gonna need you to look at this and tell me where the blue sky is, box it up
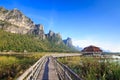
[0,0,120,52]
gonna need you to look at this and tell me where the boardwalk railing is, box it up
[17,56,46,80]
[52,57,82,80]
[17,54,83,80]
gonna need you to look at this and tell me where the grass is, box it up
[58,56,120,80]
[0,53,45,80]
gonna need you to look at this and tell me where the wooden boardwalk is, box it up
[37,57,59,80]
[17,54,82,80]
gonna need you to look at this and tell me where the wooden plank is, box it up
[17,54,83,80]
[37,57,59,80]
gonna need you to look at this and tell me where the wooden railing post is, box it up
[17,56,46,80]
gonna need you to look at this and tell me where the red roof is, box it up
[81,45,102,52]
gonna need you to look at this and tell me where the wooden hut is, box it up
[81,45,102,56]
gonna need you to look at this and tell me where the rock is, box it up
[55,33,62,39]
[48,30,55,37]
[33,24,45,39]
[46,30,63,44]
[0,7,35,34]
[63,37,73,48]
[55,33,62,44]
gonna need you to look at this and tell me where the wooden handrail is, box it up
[51,56,83,80]
[17,54,83,80]
[17,56,46,80]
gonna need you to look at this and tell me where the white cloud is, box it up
[72,39,120,52]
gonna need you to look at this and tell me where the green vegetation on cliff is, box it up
[0,29,74,52]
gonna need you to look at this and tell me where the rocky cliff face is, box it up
[32,24,46,39]
[0,7,47,40]
[46,30,63,44]
[63,37,73,48]
[0,7,61,41]
[0,7,35,34]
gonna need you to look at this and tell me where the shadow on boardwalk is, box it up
[42,58,49,80]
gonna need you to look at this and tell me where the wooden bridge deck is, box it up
[37,57,59,80]
[17,53,82,80]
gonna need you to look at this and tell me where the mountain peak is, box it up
[35,24,44,31]
[11,8,22,14]
[13,8,18,10]
[48,30,55,37]
[0,7,8,13]
[66,37,72,40]
[63,37,73,48]
[0,7,5,10]
[0,7,35,34]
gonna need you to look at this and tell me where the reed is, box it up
[0,53,44,80]
[58,56,120,80]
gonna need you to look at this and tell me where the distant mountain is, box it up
[63,37,80,51]
[102,49,111,52]
[63,37,73,48]
[74,46,83,51]
[0,7,77,52]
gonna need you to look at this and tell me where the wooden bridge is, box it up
[17,54,82,80]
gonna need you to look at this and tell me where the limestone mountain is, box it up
[46,30,63,45]
[63,37,80,51]
[0,7,35,34]
[0,7,77,52]
[0,7,63,40]
[63,37,73,48]
[31,24,46,39]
